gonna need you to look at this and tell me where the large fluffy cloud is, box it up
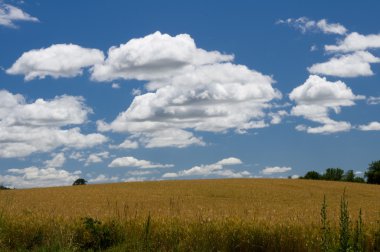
[108,156,173,169]
[289,75,364,134]
[0,3,38,28]
[325,32,380,52]
[98,61,281,147]
[0,167,81,188]
[7,44,104,80]
[162,157,249,178]
[0,91,91,126]
[90,31,233,81]
[308,51,380,78]
[6,32,282,148]
[0,90,107,158]
[277,17,347,35]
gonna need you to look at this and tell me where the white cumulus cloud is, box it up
[90,31,233,82]
[325,32,380,52]
[85,151,109,166]
[358,121,380,131]
[98,61,281,147]
[308,51,380,78]
[110,139,139,149]
[7,32,282,148]
[0,90,107,158]
[44,153,66,168]
[289,75,364,134]
[0,167,81,188]
[7,44,104,80]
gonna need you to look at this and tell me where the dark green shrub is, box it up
[354,177,365,183]
[73,178,87,186]
[323,168,344,181]
[73,217,123,250]
[303,171,321,180]
[0,185,11,190]
[343,170,355,182]
[0,221,44,250]
[365,160,380,184]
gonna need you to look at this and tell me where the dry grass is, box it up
[0,178,379,251]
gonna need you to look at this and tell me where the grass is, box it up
[0,178,379,251]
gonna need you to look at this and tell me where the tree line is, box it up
[300,160,380,184]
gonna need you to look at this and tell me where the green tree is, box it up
[353,177,365,183]
[323,168,344,181]
[303,171,321,180]
[73,178,87,186]
[0,185,10,190]
[365,160,380,184]
[343,170,355,182]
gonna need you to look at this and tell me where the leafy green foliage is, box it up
[73,217,123,250]
[339,190,350,251]
[72,178,87,186]
[0,185,11,190]
[323,168,344,181]
[343,170,355,182]
[301,167,365,183]
[353,208,364,252]
[303,171,321,180]
[365,160,380,184]
[320,193,366,252]
[320,195,331,252]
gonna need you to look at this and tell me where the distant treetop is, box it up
[73,178,87,186]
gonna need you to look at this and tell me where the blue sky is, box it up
[0,0,379,188]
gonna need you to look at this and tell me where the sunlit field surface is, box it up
[0,179,379,251]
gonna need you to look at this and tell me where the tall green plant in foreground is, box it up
[339,190,350,251]
[353,208,364,252]
[321,195,331,252]
[321,192,367,252]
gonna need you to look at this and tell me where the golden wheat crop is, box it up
[0,179,379,251]
[1,178,379,222]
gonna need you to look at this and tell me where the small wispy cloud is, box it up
[261,166,292,175]
[109,156,173,169]
[367,96,380,105]
[111,83,120,89]
[277,17,347,35]
[0,3,39,28]
[162,157,250,178]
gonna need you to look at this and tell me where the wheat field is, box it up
[0,179,379,251]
